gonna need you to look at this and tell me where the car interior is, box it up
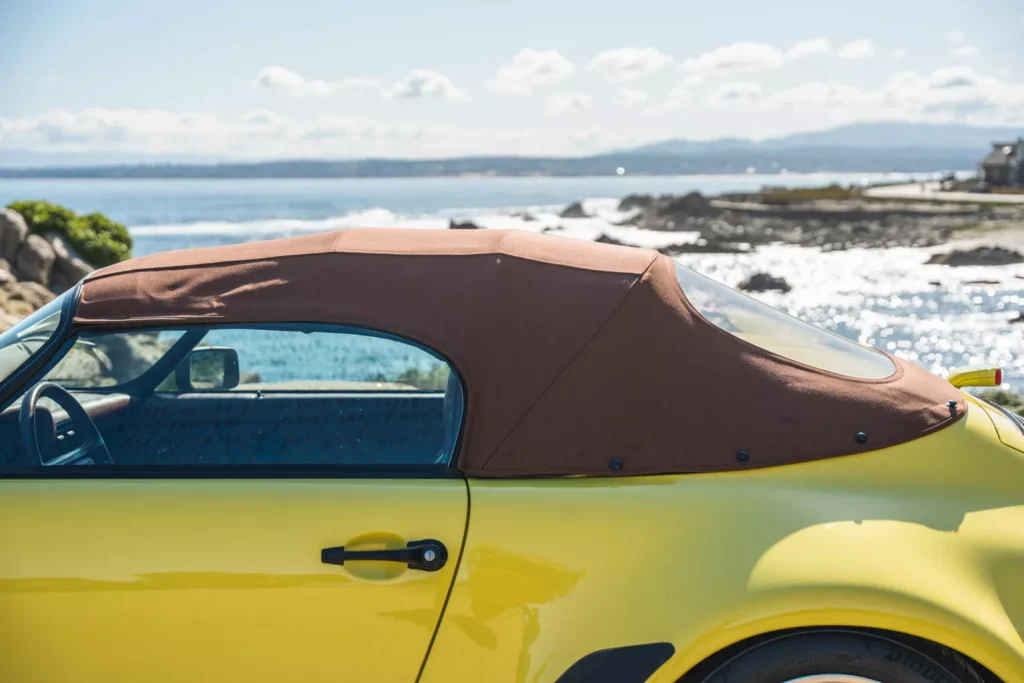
[0,327,465,470]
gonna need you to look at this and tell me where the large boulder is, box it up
[448,219,481,230]
[3,297,34,317]
[927,246,1024,267]
[47,234,94,291]
[656,191,714,218]
[0,259,13,288]
[560,202,588,218]
[595,234,630,247]
[0,311,20,333]
[739,272,792,293]
[15,234,56,285]
[4,280,56,311]
[618,194,655,211]
[0,209,28,264]
[658,239,744,255]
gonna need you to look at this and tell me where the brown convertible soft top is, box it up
[75,229,965,476]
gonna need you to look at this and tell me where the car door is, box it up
[0,323,468,683]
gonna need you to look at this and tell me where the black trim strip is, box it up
[0,464,463,480]
[0,284,82,409]
[555,643,676,683]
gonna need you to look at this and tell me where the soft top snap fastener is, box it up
[855,432,868,444]
[736,450,749,463]
[609,458,623,472]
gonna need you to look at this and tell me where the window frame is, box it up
[0,308,469,480]
[0,284,82,409]
[49,322,459,397]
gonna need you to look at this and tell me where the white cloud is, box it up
[681,42,783,83]
[0,107,619,157]
[488,48,575,96]
[617,88,649,105]
[707,66,1024,126]
[946,30,966,45]
[786,38,832,60]
[254,67,381,98]
[707,81,763,107]
[837,39,876,60]
[953,45,980,57]
[891,48,908,59]
[768,81,875,111]
[882,66,1024,119]
[255,66,335,97]
[0,108,286,152]
[545,91,592,114]
[680,38,831,84]
[383,70,469,101]
[586,47,673,82]
[648,86,690,113]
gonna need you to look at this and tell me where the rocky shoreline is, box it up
[612,191,1024,253]
[449,187,1024,296]
[450,187,1024,257]
[0,208,96,332]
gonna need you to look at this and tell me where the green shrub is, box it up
[373,365,450,390]
[977,389,1024,417]
[396,365,450,390]
[6,199,132,268]
[7,199,76,235]
[759,184,861,205]
[68,213,133,267]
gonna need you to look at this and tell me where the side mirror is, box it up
[175,347,240,391]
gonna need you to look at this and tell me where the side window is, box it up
[9,324,464,469]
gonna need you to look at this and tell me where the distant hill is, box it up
[0,148,230,169]
[0,122,1014,178]
[0,150,983,178]
[628,122,1023,155]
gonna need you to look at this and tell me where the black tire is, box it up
[699,630,981,683]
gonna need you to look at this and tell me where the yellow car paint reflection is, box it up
[0,479,467,682]
[4,396,1024,681]
[421,395,1024,683]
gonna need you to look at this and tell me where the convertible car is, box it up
[1,228,1023,683]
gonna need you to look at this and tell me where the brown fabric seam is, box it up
[667,257,904,386]
[470,398,968,477]
[84,245,651,285]
[473,250,659,471]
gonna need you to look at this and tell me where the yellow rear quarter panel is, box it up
[422,396,1024,683]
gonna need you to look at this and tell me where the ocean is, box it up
[2,173,1021,388]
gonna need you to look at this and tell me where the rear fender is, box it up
[422,403,1024,683]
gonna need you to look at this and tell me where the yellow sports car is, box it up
[1,228,1022,683]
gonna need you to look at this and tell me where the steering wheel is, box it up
[19,382,113,466]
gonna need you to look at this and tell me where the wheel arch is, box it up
[670,625,1007,683]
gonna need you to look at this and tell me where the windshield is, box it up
[674,264,896,380]
[0,294,68,388]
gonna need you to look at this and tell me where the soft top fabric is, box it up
[76,228,965,476]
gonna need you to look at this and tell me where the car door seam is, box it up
[415,476,472,683]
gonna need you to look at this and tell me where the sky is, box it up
[1,0,1023,160]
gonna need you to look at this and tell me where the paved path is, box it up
[865,182,1024,204]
